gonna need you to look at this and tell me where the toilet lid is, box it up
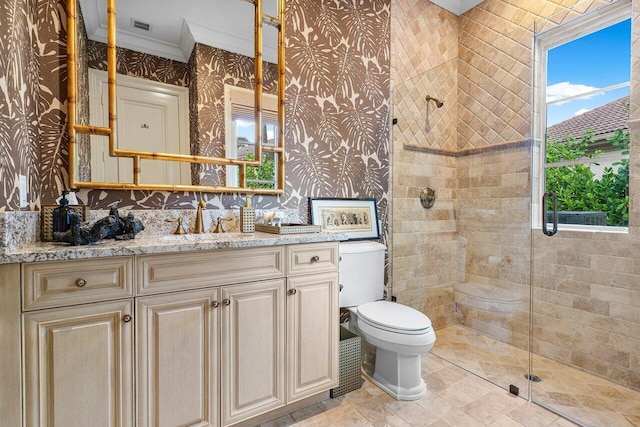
[357,301,432,334]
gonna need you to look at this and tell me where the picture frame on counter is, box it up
[309,197,380,240]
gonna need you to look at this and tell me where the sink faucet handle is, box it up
[213,216,232,233]
[166,218,187,235]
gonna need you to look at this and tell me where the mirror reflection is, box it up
[72,0,282,191]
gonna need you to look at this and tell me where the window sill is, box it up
[532,224,628,234]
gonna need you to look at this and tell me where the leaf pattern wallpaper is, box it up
[86,40,190,88]
[1,0,391,245]
[284,0,391,239]
[0,0,41,211]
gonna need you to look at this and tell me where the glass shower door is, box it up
[530,1,640,425]
[427,21,535,401]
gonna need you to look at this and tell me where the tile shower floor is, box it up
[430,325,640,427]
[261,342,577,426]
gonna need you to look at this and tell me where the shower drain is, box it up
[524,373,542,382]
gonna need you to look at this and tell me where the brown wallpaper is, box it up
[38,0,70,205]
[0,0,41,211]
[86,40,190,88]
[284,0,391,238]
[21,0,391,243]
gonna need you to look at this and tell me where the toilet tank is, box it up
[339,241,386,307]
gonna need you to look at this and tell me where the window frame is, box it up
[532,0,632,232]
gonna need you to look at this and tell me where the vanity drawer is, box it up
[286,242,339,276]
[136,246,285,295]
[22,257,134,310]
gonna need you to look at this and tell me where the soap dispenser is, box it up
[52,190,71,233]
[240,195,255,233]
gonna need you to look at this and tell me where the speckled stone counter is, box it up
[0,232,346,264]
[0,210,345,264]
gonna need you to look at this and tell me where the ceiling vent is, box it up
[131,18,152,32]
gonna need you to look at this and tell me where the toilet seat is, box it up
[356,301,432,335]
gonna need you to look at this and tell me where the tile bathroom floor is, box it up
[261,345,577,427]
[430,325,640,427]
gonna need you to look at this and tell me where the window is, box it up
[535,1,631,229]
[225,85,279,189]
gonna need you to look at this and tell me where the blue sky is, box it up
[236,121,257,142]
[546,19,631,126]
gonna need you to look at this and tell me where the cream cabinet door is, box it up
[23,300,134,427]
[286,272,339,403]
[136,289,220,427]
[220,279,286,426]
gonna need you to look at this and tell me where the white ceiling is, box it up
[429,0,485,15]
[78,0,485,64]
[78,0,279,63]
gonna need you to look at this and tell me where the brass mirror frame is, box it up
[67,0,286,194]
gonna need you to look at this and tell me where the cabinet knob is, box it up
[310,255,320,263]
[222,299,231,306]
[289,288,297,295]
[211,300,220,308]
[75,278,87,288]
[122,314,132,323]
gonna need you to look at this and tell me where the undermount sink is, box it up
[160,233,247,241]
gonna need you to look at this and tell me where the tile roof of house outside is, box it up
[547,95,629,142]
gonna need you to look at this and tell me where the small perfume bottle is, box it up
[240,195,255,233]
[52,190,71,233]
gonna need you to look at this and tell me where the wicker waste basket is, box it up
[330,326,362,398]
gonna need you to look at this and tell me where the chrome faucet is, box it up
[194,200,206,234]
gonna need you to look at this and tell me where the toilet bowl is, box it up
[348,300,436,400]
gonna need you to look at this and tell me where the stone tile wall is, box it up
[455,145,531,349]
[532,227,640,390]
[392,0,640,391]
[390,0,460,329]
[391,148,460,329]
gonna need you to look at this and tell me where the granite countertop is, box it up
[1,232,347,264]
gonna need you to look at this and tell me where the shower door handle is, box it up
[542,191,558,237]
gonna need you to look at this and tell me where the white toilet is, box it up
[340,241,436,400]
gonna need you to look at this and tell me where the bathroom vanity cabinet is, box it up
[11,241,339,427]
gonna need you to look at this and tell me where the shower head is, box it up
[425,95,444,108]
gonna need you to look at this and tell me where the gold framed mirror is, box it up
[67,0,285,193]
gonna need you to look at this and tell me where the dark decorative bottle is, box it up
[52,190,71,233]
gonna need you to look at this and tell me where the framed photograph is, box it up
[309,198,380,240]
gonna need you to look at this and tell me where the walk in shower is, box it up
[393,0,640,425]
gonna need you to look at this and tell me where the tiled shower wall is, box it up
[392,0,640,391]
[524,1,640,391]
[453,2,537,349]
[390,0,460,329]
[455,146,531,349]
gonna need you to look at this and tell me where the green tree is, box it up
[545,130,629,226]
[244,152,276,189]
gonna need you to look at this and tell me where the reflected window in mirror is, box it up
[225,85,279,188]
